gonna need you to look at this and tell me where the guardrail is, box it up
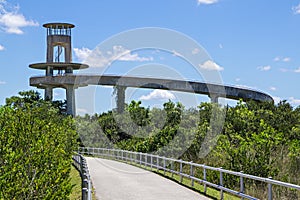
[79,147,300,200]
[72,153,92,200]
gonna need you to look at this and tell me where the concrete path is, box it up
[85,157,211,200]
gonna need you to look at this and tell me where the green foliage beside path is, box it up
[0,91,77,199]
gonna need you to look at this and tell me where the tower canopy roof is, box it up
[43,23,75,29]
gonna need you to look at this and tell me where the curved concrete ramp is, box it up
[85,157,211,200]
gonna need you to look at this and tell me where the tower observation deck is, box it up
[29,23,88,116]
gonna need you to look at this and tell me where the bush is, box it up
[0,91,77,199]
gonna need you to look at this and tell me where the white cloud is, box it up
[0,1,38,34]
[274,56,291,62]
[197,0,218,5]
[74,46,153,67]
[192,48,200,55]
[235,78,240,82]
[294,67,300,73]
[139,89,175,101]
[74,47,92,61]
[0,80,6,84]
[282,57,291,62]
[292,3,300,14]
[289,97,300,106]
[273,57,280,62]
[272,96,281,104]
[269,86,276,91]
[199,60,224,71]
[0,44,4,51]
[219,43,223,49]
[119,52,153,62]
[273,96,300,107]
[257,65,271,71]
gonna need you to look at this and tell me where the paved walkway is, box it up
[85,157,211,200]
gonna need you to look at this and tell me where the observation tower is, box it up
[29,23,89,116]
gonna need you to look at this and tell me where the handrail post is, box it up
[145,153,147,168]
[220,167,223,200]
[180,160,183,183]
[163,157,166,175]
[203,164,207,194]
[171,161,174,178]
[150,154,153,170]
[156,156,159,171]
[240,171,244,200]
[268,177,273,200]
[190,161,194,187]
[139,152,142,166]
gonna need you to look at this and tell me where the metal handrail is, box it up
[79,147,300,200]
[72,153,92,200]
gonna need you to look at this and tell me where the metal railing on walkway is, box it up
[79,147,300,200]
[72,153,92,200]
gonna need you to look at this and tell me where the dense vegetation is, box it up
[1,90,299,199]
[0,91,77,199]
[77,100,300,199]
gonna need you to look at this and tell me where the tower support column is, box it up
[116,86,126,113]
[66,85,75,116]
[209,94,219,104]
[45,87,53,101]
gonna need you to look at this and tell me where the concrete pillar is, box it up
[46,66,53,76]
[66,85,76,116]
[116,86,126,113]
[44,87,53,101]
[209,94,219,104]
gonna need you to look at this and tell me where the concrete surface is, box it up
[85,157,211,200]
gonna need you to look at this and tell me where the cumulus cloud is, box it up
[272,96,281,104]
[273,96,300,107]
[289,97,300,106]
[269,86,276,91]
[0,1,38,34]
[74,46,153,67]
[294,67,300,73]
[197,0,218,5]
[199,60,224,71]
[282,57,291,62]
[257,65,271,71]
[292,3,300,14]
[139,89,175,101]
[0,80,6,84]
[0,44,4,51]
[192,48,200,55]
[274,56,291,62]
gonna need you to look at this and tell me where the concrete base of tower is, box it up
[209,94,219,104]
[66,85,76,116]
[45,87,53,101]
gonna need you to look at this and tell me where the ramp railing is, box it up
[72,153,92,200]
[79,147,300,200]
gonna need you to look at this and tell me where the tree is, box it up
[0,91,77,199]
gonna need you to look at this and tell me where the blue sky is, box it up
[1,0,300,114]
